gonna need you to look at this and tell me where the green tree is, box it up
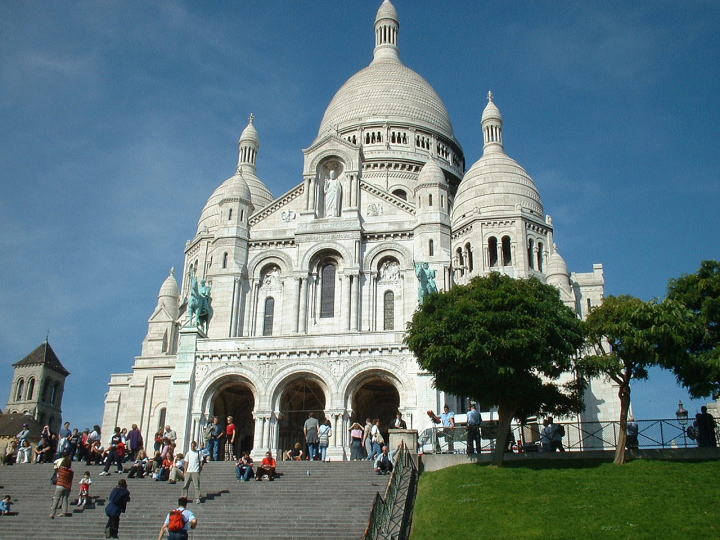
[579,295,699,464]
[667,260,720,398]
[405,273,586,466]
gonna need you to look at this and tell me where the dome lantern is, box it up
[373,0,400,64]
[238,113,259,171]
[482,91,503,154]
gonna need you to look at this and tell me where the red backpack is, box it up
[168,509,186,532]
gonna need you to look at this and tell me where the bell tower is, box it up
[6,341,69,433]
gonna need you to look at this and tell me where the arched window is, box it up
[383,291,395,330]
[42,380,49,402]
[228,208,233,221]
[428,239,434,257]
[429,194,433,206]
[161,330,168,353]
[456,247,464,268]
[15,379,24,401]
[157,408,167,431]
[488,237,498,267]
[222,252,228,269]
[51,382,60,406]
[528,239,535,269]
[537,242,544,272]
[263,297,275,336]
[26,378,35,400]
[502,236,512,266]
[320,263,336,318]
[465,243,473,272]
[392,189,407,201]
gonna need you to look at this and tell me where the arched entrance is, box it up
[278,377,326,456]
[351,375,400,443]
[211,379,255,455]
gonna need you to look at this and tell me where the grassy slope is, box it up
[411,460,720,540]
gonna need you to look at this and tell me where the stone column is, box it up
[350,274,359,331]
[309,177,316,213]
[345,274,352,331]
[288,277,300,334]
[303,176,311,210]
[298,277,308,334]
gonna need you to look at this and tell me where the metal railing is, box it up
[364,441,416,540]
[418,418,719,454]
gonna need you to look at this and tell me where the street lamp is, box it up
[676,401,689,448]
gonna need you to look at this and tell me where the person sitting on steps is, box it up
[255,450,277,481]
[284,442,304,461]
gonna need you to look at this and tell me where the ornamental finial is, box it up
[248,113,255,124]
[488,90,494,102]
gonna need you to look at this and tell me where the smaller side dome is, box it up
[221,170,252,203]
[417,159,445,185]
[158,268,179,299]
[546,245,569,278]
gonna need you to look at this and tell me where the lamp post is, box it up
[676,401,689,448]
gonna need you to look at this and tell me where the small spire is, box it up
[488,90,494,102]
[372,0,400,63]
[248,112,255,125]
[170,267,175,277]
[482,90,503,153]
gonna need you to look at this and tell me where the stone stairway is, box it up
[0,460,387,539]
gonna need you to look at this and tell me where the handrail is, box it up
[417,417,718,454]
[363,441,417,540]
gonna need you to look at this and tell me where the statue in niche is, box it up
[263,267,281,288]
[414,262,438,303]
[380,261,400,282]
[323,169,342,217]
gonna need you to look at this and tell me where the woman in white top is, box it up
[318,420,332,462]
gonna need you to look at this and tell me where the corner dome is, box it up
[241,169,273,210]
[159,269,179,299]
[547,247,569,278]
[451,153,544,226]
[417,159,445,184]
[197,172,252,234]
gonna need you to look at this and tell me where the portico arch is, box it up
[204,374,257,455]
[344,368,402,442]
[272,372,329,457]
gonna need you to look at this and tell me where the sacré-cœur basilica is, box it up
[102,1,617,458]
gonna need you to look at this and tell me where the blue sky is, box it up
[1,0,718,430]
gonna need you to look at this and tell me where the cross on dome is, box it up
[487,90,494,102]
[248,113,255,124]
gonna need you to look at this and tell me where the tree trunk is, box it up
[492,402,516,467]
[614,382,631,464]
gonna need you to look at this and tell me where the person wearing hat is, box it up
[466,403,481,455]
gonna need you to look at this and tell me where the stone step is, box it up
[0,461,384,539]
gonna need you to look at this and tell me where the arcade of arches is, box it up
[206,373,402,458]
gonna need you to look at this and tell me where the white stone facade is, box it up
[102,1,618,457]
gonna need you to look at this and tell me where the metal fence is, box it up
[418,418,718,454]
[364,441,416,540]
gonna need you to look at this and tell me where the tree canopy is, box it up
[579,295,700,464]
[405,273,585,465]
[667,260,720,398]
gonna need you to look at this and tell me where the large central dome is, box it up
[317,0,455,141]
[318,59,455,139]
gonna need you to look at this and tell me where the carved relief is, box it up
[329,358,348,380]
[379,261,400,283]
[258,361,277,382]
[262,266,281,290]
[367,203,383,216]
[281,210,297,222]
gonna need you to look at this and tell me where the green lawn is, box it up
[411,459,720,540]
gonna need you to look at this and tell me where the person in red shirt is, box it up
[255,451,277,481]
[225,416,236,461]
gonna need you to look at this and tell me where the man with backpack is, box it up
[157,497,197,540]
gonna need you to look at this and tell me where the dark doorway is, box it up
[212,383,255,454]
[352,376,400,443]
[278,378,326,457]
